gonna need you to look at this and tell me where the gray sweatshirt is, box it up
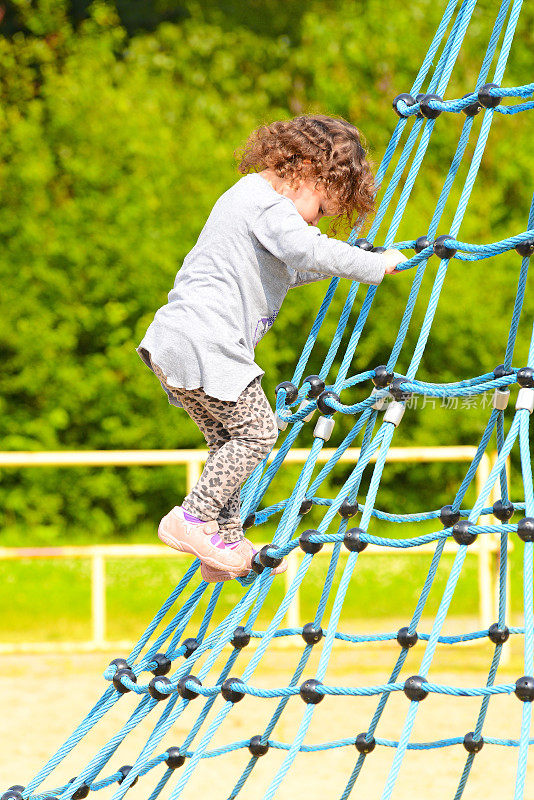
[137,172,386,405]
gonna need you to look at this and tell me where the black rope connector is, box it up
[488,623,510,645]
[397,627,418,649]
[493,364,515,381]
[303,374,326,398]
[515,676,534,702]
[4,790,24,800]
[275,381,298,405]
[353,238,374,251]
[343,528,368,553]
[338,499,359,519]
[299,678,324,704]
[414,93,426,118]
[248,735,270,757]
[181,638,199,658]
[231,626,251,649]
[419,93,443,119]
[109,657,130,673]
[492,500,514,522]
[439,505,461,528]
[259,543,283,569]
[463,732,484,753]
[112,668,137,695]
[316,390,340,415]
[118,766,138,787]
[301,623,323,646]
[518,517,534,543]
[403,675,428,701]
[221,677,246,703]
[414,235,432,253]
[372,365,394,388]
[517,367,534,388]
[392,93,416,117]
[299,529,323,554]
[355,732,376,754]
[150,653,171,676]
[243,513,256,530]
[177,674,202,700]
[389,377,412,402]
[251,553,265,574]
[461,92,482,116]
[148,676,171,701]
[165,747,186,769]
[299,498,313,515]
[67,780,90,800]
[433,234,457,259]
[515,238,534,257]
[452,520,478,546]
[477,82,501,108]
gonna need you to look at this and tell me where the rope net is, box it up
[6,0,534,798]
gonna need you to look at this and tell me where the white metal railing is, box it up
[0,447,509,653]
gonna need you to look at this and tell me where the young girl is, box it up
[137,115,406,582]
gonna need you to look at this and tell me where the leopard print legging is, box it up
[150,360,278,542]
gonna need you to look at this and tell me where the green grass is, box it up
[0,522,527,644]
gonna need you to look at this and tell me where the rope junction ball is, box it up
[112,668,136,695]
[150,653,171,675]
[303,374,326,398]
[403,675,429,702]
[397,627,418,649]
[165,748,186,769]
[248,736,270,757]
[452,521,478,546]
[355,733,376,754]
[463,733,484,754]
[299,679,324,705]
[299,529,323,554]
[419,93,444,119]
[343,528,368,553]
[177,675,201,700]
[301,623,324,645]
[221,678,246,703]
[231,626,251,649]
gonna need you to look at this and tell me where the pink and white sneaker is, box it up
[200,537,287,583]
[158,507,246,572]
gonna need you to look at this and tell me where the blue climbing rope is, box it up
[8,2,534,800]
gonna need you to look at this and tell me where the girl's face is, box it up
[287,179,339,227]
[260,170,338,227]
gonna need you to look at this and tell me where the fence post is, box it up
[489,450,512,665]
[285,550,300,630]
[91,552,107,648]
[476,454,494,629]
[186,456,203,494]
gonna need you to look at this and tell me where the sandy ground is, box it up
[1,644,533,800]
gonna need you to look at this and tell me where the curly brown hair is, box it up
[236,115,376,233]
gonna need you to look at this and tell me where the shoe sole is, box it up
[158,520,246,572]
[201,560,288,583]
[201,566,234,583]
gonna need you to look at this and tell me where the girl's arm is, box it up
[252,196,388,286]
[289,269,331,288]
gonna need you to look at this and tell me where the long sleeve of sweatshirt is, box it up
[252,195,386,286]
[137,173,386,406]
[289,268,333,288]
